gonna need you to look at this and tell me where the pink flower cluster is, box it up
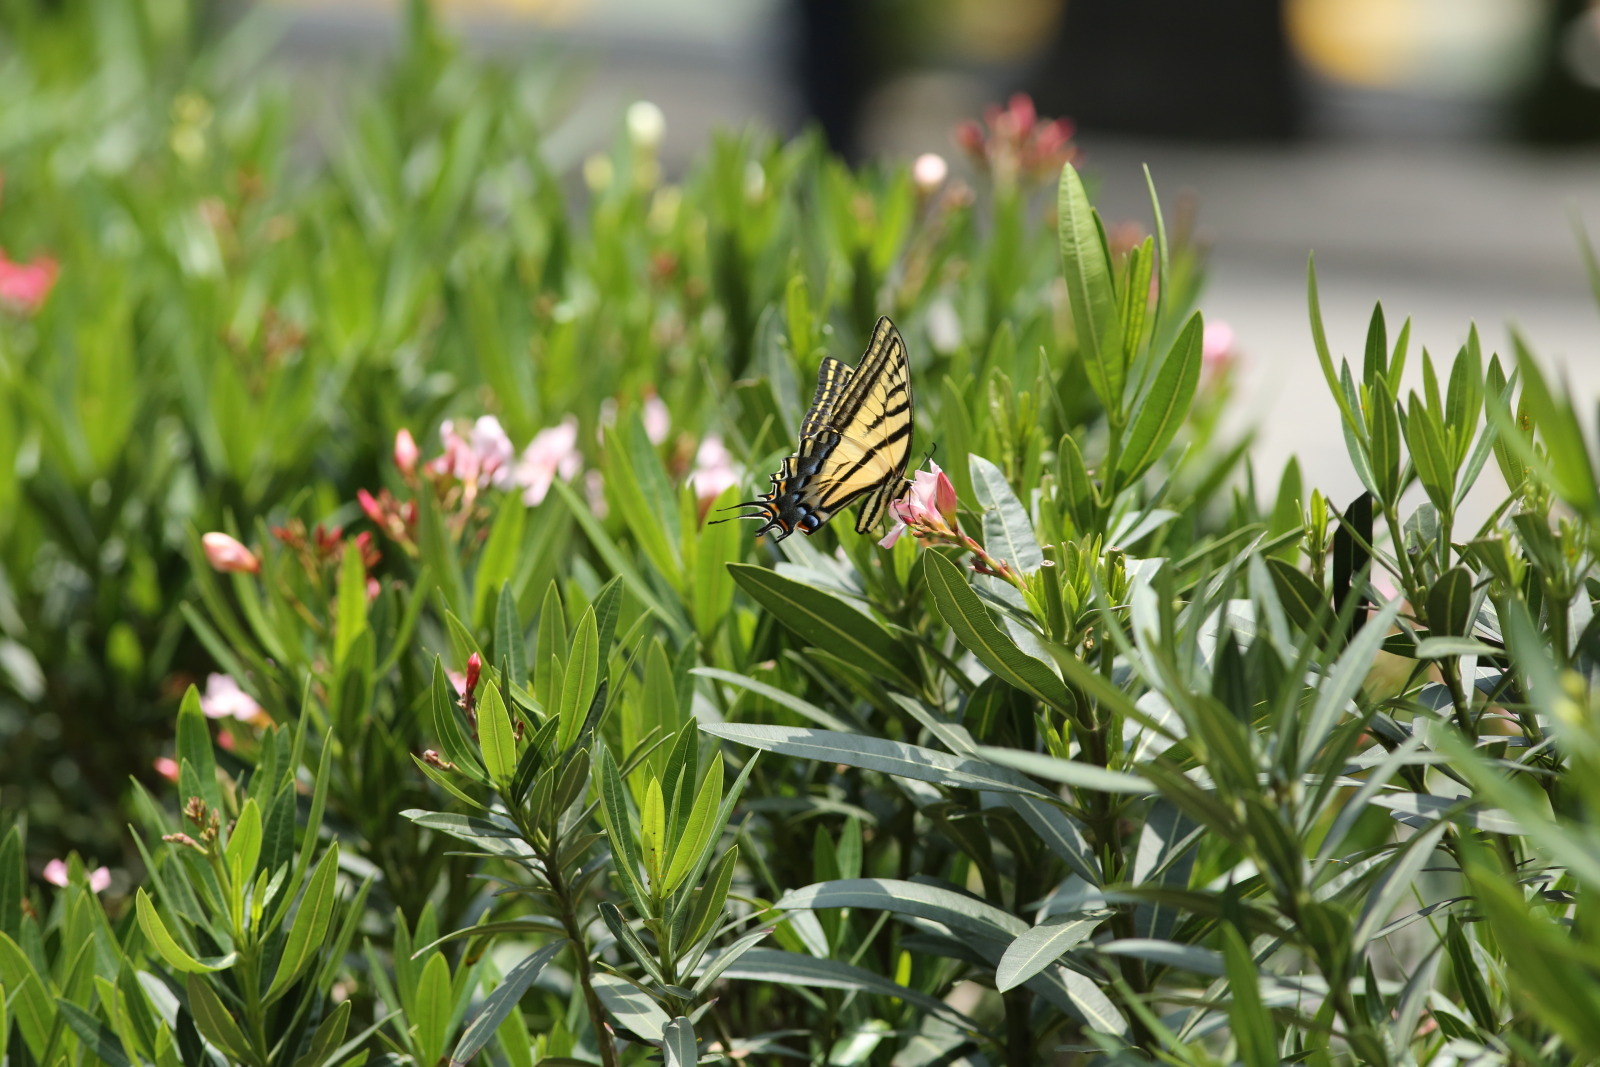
[422,415,585,507]
[43,858,110,894]
[877,461,1024,585]
[0,252,57,315]
[953,94,1076,188]
[688,435,741,508]
[879,461,961,549]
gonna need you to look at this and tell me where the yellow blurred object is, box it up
[1289,0,1545,93]
[1287,0,1421,87]
[945,0,1064,62]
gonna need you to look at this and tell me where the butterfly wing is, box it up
[717,318,912,539]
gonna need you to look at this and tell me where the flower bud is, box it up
[202,532,259,574]
[912,153,948,195]
[464,652,482,702]
[627,100,666,152]
[394,428,419,475]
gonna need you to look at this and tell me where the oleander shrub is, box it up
[5,2,1600,1066]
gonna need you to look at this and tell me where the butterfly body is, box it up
[721,316,913,541]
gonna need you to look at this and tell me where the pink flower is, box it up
[912,153,948,195]
[43,859,111,894]
[202,532,259,574]
[471,416,516,488]
[446,670,468,696]
[642,393,670,446]
[428,420,481,485]
[584,469,610,519]
[154,756,180,782]
[952,94,1075,187]
[879,461,959,548]
[394,428,419,475]
[516,416,582,505]
[200,673,262,721]
[0,251,58,314]
[688,435,741,503]
[1202,320,1236,373]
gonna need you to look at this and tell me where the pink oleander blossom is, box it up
[200,673,263,721]
[43,859,110,894]
[471,416,516,488]
[1202,321,1237,374]
[154,756,180,782]
[879,461,959,548]
[953,93,1075,187]
[688,435,741,504]
[642,393,670,445]
[393,428,419,475]
[517,416,583,505]
[0,251,58,314]
[201,532,259,574]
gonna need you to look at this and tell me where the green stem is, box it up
[547,857,620,1067]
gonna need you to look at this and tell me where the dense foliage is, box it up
[4,2,1600,1066]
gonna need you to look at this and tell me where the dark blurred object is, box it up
[793,0,871,160]
[1026,0,1300,140]
[1515,0,1600,143]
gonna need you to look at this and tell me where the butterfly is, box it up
[718,316,913,541]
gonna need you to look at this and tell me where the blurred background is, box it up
[267,0,1600,515]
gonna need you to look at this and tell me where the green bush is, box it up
[5,2,1600,1066]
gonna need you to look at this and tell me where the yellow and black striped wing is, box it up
[800,357,853,438]
[812,318,914,533]
[716,317,913,540]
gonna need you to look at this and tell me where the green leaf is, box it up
[922,552,1071,710]
[557,608,600,751]
[1116,311,1202,486]
[55,999,133,1067]
[1058,163,1126,419]
[706,723,1050,797]
[663,752,723,895]
[413,953,454,1066]
[1221,925,1278,1067]
[495,581,527,686]
[291,1000,353,1067]
[1403,395,1456,515]
[135,891,232,973]
[0,827,24,942]
[691,487,741,640]
[728,564,916,686]
[970,454,1044,574]
[711,948,979,1029]
[224,798,263,912]
[662,1017,697,1067]
[592,973,669,1043]
[1299,596,1402,776]
[267,843,340,1001]
[1511,334,1600,518]
[477,680,518,789]
[333,541,368,666]
[534,580,566,714]
[1056,433,1097,534]
[452,942,564,1064]
[976,746,1152,794]
[594,744,651,916]
[1425,566,1474,639]
[1265,557,1325,635]
[996,914,1107,992]
[187,975,251,1060]
[691,667,856,732]
[175,684,221,815]
[475,496,528,630]
[779,878,1026,941]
